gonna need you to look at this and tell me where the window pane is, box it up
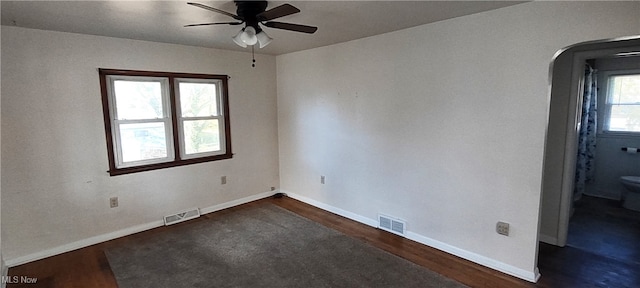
[607,74,640,133]
[179,82,218,117]
[114,80,164,120]
[609,104,640,132]
[183,119,220,154]
[609,75,640,104]
[119,122,169,162]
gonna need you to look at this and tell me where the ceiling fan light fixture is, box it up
[232,30,248,47]
[240,26,258,46]
[187,2,318,52]
[256,30,273,48]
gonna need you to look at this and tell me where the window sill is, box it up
[108,153,233,176]
[597,132,640,139]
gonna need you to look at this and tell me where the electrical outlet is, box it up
[321,175,325,184]
[496,221,510,236]
[221,176,227,185]
[110,197,118,208]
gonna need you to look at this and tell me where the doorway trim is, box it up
[545,36,640,247]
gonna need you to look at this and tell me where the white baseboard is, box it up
[538,233,559,246]
[1,255,7,288]
[5,191,276,267]
[583,191,621,201]
[406,231,540,282]
[5,220,164,267]
[286,192,378,227]
[200,191,275,215]
[283,190,540,283]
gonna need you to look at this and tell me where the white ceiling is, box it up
[1,1,526,55]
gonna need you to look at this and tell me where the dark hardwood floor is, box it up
[6,195,640,287]
[536,195,640,288]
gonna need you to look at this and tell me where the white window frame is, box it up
[601,69,640,136]
[106,75,175,168]
[175,78,227,160]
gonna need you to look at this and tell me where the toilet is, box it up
[620,176,640,212]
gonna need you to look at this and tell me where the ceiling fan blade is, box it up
[187,2,241,21]
[256,4,300,21]
[263,21,318,34]
[184,22,243,27]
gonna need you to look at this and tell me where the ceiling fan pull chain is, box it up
[252,45,256,68]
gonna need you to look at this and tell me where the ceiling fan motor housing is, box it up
[186,1,317,34]
[235,0,268,30]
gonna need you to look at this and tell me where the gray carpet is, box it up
[105,204,468,287]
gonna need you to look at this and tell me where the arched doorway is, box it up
[540,36,640,247]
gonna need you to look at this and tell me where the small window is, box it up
[175,78,225,159]
[604,72,640,134]
[100,69,232,175]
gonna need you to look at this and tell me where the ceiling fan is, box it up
[185,1,318,49]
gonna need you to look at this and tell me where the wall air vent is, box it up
[378,214,406,236]
[164,208,201,226]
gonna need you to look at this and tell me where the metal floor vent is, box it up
[164,208,201,226]
[378,214,406,236]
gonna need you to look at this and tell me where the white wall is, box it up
[1,26,279,263]
[540,49,574,245]
[0,25,5,283]
[277,1,640,282]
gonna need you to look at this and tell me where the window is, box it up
[99,69,232,175]
[603,72,640,134]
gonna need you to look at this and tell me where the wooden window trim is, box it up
[99,69,233,176]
